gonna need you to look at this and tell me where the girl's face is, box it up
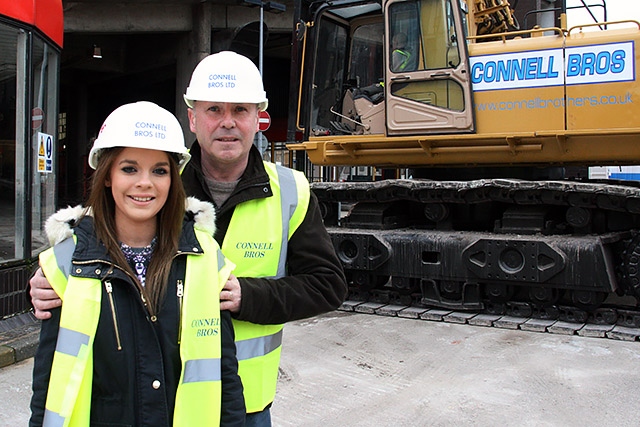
[106,147,171,239]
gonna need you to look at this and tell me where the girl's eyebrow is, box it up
[117,159,170,167]
[117,159,138,165]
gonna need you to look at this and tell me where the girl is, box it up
[30,101,245,426]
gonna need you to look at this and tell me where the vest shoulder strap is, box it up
[40,235,77,299]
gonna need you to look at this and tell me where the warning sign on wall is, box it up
[37,132,54,173]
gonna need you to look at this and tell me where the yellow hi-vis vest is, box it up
[38,228,234,427]
[393,49,411,70]
[221,162,310,413]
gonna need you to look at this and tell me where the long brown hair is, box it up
[86,147,186,313]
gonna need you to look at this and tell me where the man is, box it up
[391,32,413,72]
[30,51,348,427]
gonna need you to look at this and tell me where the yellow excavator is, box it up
[287,0,640,325]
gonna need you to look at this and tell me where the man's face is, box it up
[188,101,259,168]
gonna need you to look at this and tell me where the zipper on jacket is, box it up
[75,258,152,316]
[104,280,123,351]
[176,279,184,344]
[111,262,153,318]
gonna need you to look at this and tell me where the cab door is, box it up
[385,0,474,135]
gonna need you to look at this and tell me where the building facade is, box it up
[59,0,295,205]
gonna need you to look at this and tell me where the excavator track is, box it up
[314,178,640,340]
[312,178,640,214]
[337,296,640,342]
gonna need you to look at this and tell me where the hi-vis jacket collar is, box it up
[44,197,217,247]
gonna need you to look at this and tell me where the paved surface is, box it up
[271,311,640,426]
[0,312,40,368]
[3,310,640,426]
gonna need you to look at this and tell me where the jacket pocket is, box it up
[104,280,122,350]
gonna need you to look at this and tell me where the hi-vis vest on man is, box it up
[39,224,234,427]
[221,162,310,413]
[393,49,412,71]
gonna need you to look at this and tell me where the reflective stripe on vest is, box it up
[222,162,310,412]
[39,227,233,426]
[183,358,222,383]
[235,329,283,361]
[55,328,90,356]
[43,409,65,427]
[52,236,75,280]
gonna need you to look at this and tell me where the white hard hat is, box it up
[183,51,269,111]
[88,101,191,172]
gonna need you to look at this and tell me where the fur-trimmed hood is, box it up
[45,196,216,246]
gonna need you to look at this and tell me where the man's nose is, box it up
[220,109,236,128]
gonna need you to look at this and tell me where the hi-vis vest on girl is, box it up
[221,162,310,413]
[38,201,234,427]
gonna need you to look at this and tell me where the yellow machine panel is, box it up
[564,27,640,131]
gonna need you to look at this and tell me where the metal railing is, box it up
[0,260,35,319]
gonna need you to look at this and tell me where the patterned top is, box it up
[120,237,157,287]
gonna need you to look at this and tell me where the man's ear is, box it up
[255,107,260,132]
[187,108,197,133]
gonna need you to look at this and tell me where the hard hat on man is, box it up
[183,51,269,112]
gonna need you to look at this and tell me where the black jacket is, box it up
[30,205,245,427]
[181,143,348,325]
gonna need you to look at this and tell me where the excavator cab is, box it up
[300,0,474,139]
[385,0,474,134]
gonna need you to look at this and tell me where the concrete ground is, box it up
[271,311,640,427]
[2,310,640,426]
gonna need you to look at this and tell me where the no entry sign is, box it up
[32,107,44,129]
[258,110,271,132]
